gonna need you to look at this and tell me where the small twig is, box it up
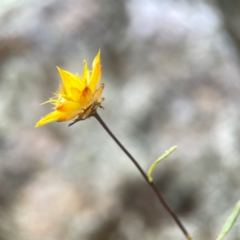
[94,112,193,240]
[69,119,82,127]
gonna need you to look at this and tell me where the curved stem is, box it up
[94,112,193,240]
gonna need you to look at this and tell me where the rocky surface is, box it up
[0,0,239,239]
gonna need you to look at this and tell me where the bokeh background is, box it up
[0,0,240,239]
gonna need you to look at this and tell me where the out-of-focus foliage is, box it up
[0,0,239,240]
[216,200,240,240]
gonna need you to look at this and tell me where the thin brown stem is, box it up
[94,112,193,240]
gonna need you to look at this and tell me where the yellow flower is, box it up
[36,51,104,127]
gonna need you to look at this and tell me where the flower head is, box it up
[36,51,104,127]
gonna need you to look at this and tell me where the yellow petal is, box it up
[57,67,85,96]
[57,111,80,122]
[93,83,104,100]
[92,50,101,68]
[56,101,82,112]
[89,52,101,92]
[82,60,90,85]
[35,111,63,127]
[80,87,92,107]
[70,87,81,102]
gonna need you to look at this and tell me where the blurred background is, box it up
[0,0,240,239]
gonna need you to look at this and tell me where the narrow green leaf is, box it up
[216,200,240,240]
[147,145,178,182]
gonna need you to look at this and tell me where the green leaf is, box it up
[216,200,240,240]
[147,145,178,182]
